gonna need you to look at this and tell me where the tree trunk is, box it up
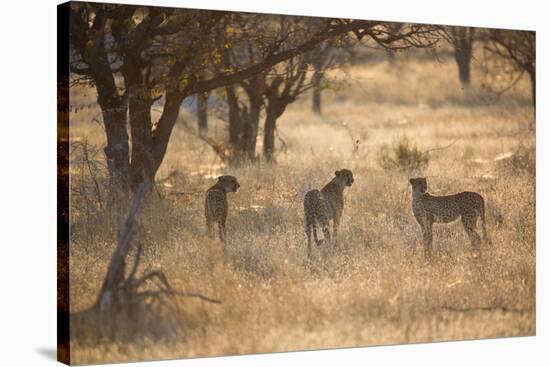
[101,103,130,192]
[454,46,472,87]
[263,101,286,162]
[312,69,323,114]
[151,91,187,175]
[527,65,536,111]
[86,27,131,195]
[197,92,209,134]
[94,88,130,196]
[227,76,265,163]
[120,47,156,194]
[95,182,149,311]
[225,85,247,163]
[127,90,154,192]
[244,94,262,161]
[263,110,277,162]
[226,86,241,145]
[452,27,474,88]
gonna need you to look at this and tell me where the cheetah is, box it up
[409,177,491,259]
[205,175,240,242]
[304,169,354,253]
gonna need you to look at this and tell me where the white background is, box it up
[0,0,547,366]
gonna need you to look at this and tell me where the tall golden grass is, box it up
[68,57,535,364]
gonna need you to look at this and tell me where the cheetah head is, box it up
[335,169,354,187]
[409,177,427,193]
[217,175,240,192]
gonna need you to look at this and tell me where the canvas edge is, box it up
[57,1,71,365]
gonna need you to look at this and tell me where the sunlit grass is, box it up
[68,57,535,364]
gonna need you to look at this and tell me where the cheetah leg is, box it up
[311,222,322,246]
[320,220,331,245]
[313,222,325,246]
[305,223,313,254]
[218,219,226,243]
[333,215,340,245]
[462,214,481,257]
[206,219,214,239]
[421,222,433,260]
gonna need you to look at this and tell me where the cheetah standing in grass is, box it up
[304,169,354,253]
[409,177,491,259]
[205,175,240,242]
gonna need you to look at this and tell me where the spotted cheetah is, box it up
[205,175,240,242]
[304,169,354,253]
[409,177,491,259]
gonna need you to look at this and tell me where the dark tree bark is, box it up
[226,85,242,148]
[451,27,475,87]
[241,75,265,161]
[244,102,261,161]
[127,91,154,191]
[150,91,187,174]
[311,69,323,114]
[263,102,285,161]
[121,51,155,191]
[263,111,276,161]
[223,85,262,163]
[101,103,131,194]
[223,78,264,163]
[527,64,536,110]
[197,92,209,133]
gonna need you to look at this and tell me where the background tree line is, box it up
[68,3,441,196]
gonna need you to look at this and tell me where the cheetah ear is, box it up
[217,176,224,181]
[335,170,341,177]
[409,178,415,185]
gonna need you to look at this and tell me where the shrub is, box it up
[377,135,430,172]
[496,144,535,177]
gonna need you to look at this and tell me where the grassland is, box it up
[68,56,535,364]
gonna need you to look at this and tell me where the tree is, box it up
[219,16,324,162]
[384,23,404,66]
[310,41,337,114]
[484,29,536,109]
[217,16,330,162]
[449,26,476,87]
[218,19,441,163]
[263,58,311,161]
[69,4,386,193]
[216,15,272,162]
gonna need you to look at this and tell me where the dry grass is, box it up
[68,57,535,365]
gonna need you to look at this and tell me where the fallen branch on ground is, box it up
[433,305,528,313]
[95,182,221,314]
